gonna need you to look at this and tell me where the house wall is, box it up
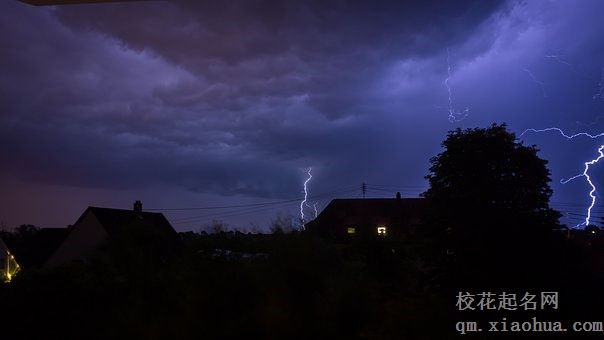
[315,212,421,239]
[45,211,108,268]
[306,199,429,241]
[339,216,392,234]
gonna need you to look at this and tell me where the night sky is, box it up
[2,0,604,231]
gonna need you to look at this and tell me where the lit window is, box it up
[347,227,356,234]
[377,225,387,236]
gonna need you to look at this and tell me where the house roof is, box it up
[81,206,176,237]
[319,198,428,215]
[309,198,428,221]
[305,198,429,233]
[45,204,181,267]
[76,206,182,252]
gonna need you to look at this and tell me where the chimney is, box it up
[396,192,401,199]
[133,200,142,213]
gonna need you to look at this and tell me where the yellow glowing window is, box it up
[347,227,356,234]
[377,226,387,235]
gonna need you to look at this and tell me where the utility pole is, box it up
[362,182,366,199]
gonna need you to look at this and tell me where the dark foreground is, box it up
[1,229,603,340]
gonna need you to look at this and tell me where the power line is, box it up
[167,186,360,226]
[147,184,359,212]
[171,200,302,225]
[365,183,428,189]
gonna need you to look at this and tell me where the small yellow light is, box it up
[377,226,387,235]
[347,227,356,234]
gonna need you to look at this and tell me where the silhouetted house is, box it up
[305,195,429,242]
[46,201,180,268]
[0,236,20,282]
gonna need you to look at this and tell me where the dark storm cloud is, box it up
[5,0,604,229]
[56,1,504,63]
[0,0,505,200]
[0,118,301,198]
[54,0,506,119]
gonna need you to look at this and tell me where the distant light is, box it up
[377,225,387,236]
[591,230,596,234]
[3,251,20,282]
[347,227,356,234]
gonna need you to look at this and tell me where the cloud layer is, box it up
[2,0,604,229]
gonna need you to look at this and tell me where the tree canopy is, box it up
[422,123,561,234]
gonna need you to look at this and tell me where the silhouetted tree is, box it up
[422,123,561,277]
[269,213,296,234]
[203,219,228,234]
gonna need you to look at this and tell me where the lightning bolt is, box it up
[444,49,469,122]
[519,56,604,228]
[520,127,604,139]
[300,167,312,228]
[522,68,547,98]
[560,145,604,227]
[521,127,604,228]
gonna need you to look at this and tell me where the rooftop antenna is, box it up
[362,182,366,199]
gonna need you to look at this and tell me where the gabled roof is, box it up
[317,198,428,216]
[307,198,428,224]
[305,198,429,235]
[85,206,182,253]
[46,205,180,268]
[80,206,176,237]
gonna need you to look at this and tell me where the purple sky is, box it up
[2,0,604,232]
